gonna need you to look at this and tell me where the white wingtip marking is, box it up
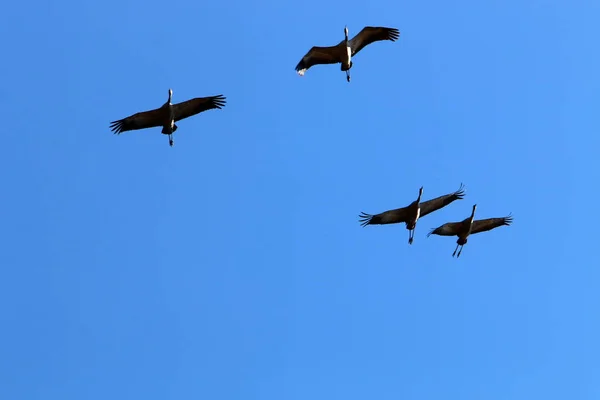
[297,69,306,76]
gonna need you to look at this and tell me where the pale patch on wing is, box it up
[297,69,307,76]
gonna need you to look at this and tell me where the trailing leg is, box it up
[452,244,460,257]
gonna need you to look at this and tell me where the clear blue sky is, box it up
[1,0,599,398]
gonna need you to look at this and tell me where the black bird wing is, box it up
[295,45,343,74]
[471,215,513,235]
[419,183,466,218]
[348,26,400,56]
[172,95,226,122]
[358,206,410,227]
[427,221,464,237]
[109,107,165,134]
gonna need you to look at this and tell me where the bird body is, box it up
[455,204,477,254]
[110,88,226,147]
[405,187,423,244]
[158,89,176,138]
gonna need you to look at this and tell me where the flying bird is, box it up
[110,88,226,147]
[427,205,513,258]
[295,25,400,82]
[359,184,465,245]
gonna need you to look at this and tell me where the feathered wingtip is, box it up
[387,28,401,41]
[454,182,466,199]
[426,228,436,238]
[109,120,124,134]
[504,213,514,226]
[211,95,227,109]
[358,212,374,227]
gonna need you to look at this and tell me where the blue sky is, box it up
[1,0,600,398]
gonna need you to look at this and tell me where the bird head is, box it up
[344,26,349,38]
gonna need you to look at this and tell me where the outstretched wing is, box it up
[471,214,513,235]
[358,206,410,227]
[348,26,400,56]
[295,45,342,76]
[172,95,226,122]
[109,107,165,134]
[427,222,463,237]
[419,183,466,218]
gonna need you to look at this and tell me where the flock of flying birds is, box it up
[109,25,513,258]
[359,184,512,258]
